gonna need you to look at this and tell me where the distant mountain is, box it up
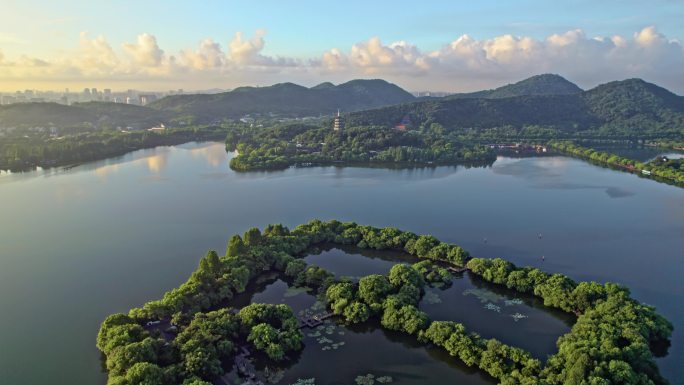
[582,79,684,130]
[449,74,583,99]
[4,76,683,138]
[148,79,415,122]
[347,78,684,136]
[0,102,168,131]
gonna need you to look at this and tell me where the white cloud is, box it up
[180,38,225,70]
[76,32,120,74]
[341,37,429,74]
[228,29,266,65]
[312,26,684,92]
[227,29,299,68]
[123,33,164,67]
[1,26,684,93]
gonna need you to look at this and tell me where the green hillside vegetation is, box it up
[98,220,672,385]
[348,79,684,139]
[448,74,583,99]
[225,122,495,171]
[0,102,169,133]
[148,79,415,123]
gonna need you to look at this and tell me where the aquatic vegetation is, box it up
[355,374,393,384]
[290,379,315,385]
[504,298,524,306]
[463,288,504,303]
[283,286,309,298]
[422,290,442,305]
[262,366,285,383]
[484,302,501,312]
[511,312,528,322]
[304,303,346,351]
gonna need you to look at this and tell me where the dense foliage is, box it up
[467,257,672,385]
[0,101,170,132]
[447,74,583,99]
[148,79,415,123]
[99,220,672,385]
[348,79,684,140]
[225,123,495,171]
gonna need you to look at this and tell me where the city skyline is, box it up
[1,0,684,93]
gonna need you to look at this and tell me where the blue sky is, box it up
[3,0,682,57]
[1,0,684,92]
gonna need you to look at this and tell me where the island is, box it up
[224,123,497,171]
[98,220,672,385]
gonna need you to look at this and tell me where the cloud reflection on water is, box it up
[493,157,636,199]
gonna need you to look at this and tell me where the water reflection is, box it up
[145,152,168,173]
[94,164,121,180]
[493,157,637,198]
[187,142,229,167]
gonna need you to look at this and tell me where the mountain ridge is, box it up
[448,74,583,99]
[147,78,415,122]
[2,76,683,138]
[346,78,684,136]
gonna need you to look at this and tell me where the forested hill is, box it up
[0,102,169,133]
[148,79,416,122]
[347,78,684,138]
[448,74,583,99]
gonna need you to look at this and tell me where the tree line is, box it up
[550,141,684,185]
[225,123,496,171]
[0,126,228,171]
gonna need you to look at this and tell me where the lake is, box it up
[0,142,682,385]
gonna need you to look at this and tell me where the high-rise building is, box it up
[333,110,343,132]
[139,94,157,106]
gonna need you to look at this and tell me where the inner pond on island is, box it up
[215,246,572,384]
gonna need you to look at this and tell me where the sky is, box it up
[1,0,684,93]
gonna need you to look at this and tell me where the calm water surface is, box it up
[225,270,495,385]
[304,246,572,359]
[0,142,683,385]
